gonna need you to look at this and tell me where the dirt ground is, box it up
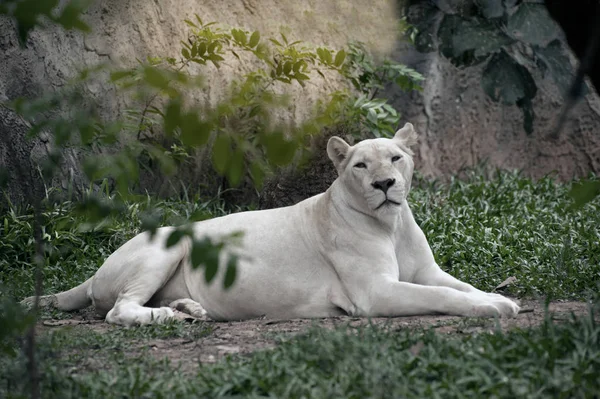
[38,300,593,371]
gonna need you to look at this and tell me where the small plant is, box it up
[342,41,425,137]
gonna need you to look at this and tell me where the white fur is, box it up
[23,123,519,325]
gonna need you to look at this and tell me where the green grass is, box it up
[1,170,600,398]
[0,196,242,300]
[411,170,600,299]
[1,309,598,398]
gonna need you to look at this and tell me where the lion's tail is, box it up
[53,277,93,310]
[22,277,93,311]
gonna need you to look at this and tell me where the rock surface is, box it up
[387,5,600,182]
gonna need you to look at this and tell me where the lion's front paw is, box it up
[152,306,175,323]
[468,293,520,318]
[494,296,520,318]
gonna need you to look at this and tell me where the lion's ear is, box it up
[327,136,351,169]
[394,122,418,149]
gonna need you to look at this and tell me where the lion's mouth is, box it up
[375,199,401,210]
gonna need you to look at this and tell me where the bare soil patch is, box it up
[38,300,593,373]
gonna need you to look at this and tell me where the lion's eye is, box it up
[354,162,367,169]
[392,155,402,162]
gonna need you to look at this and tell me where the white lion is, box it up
[22,123,520,325]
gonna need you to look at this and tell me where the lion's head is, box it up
[326,123,418,215]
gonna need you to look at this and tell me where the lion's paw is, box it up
[493,296,520,318]
[151,306,175,323]
[468,293,520,318]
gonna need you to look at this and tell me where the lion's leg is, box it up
[169,298,208,319]
[413,263,520,307]
[414,263,479,292]
[106,301,174,325]
[102,243,187,326]
[362,277,519,318]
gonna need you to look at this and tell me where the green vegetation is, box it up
[411,170,600,299]
[1,308,598,398]
[0,196,243,300]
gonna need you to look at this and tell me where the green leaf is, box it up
[227,149,245,187]
[264,131,297,166]
[190,239,205,268]
[139,210,161,237]
[438,15,514,67]
[477,0,505,19]
[507,3,558,46]
[249,31,260,48]
[204,245,220,284]
[143,66,170,90]
[54,1,91,32]
[146,145,177,175]
[481,50,537,105]
[163,99,181,136]
[189,210,214,222]
[184,19,198,28]
[269,38,283,47]
[79,123,95,145]
[248,105,261,118]
[166,229,184,248]
[316,48,325,62]
[110,70,135,82]
[212,134,232,174]
[223,255,238,289]
[293,60,306,73]
[334,49,346,67]
[569,181,600,208]
[207,54,225,66]
[207,41,220,54]
[283,61,293,76]
[250,161,266,189]
[367,108,378,124]
[180,112,211,147]
[232,29,247,46]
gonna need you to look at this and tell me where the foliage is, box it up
[344,41,424,137]
[411,169,600,299]
[0,194,244,300]
[0,285,35,356]
[0,0,92,45]
[408,0,577,134]
[1,307,599,397]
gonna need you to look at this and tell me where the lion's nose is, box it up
[372,178,396,194]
